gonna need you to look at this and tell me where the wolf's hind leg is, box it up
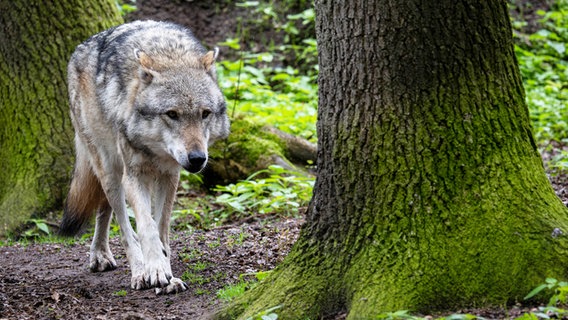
[89,200,117,272]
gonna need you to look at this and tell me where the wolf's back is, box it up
[69,21,207,83]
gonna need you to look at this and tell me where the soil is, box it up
[2,1,563,319]
[0,219,302,320]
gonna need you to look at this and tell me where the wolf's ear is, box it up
[202,47,219,80]
[201,47,219,70]
[134,49,158,84]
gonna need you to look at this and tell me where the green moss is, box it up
[210,117,290,172]
[216,144,568,319]
[0,0,122,236]
[215,243,341,320]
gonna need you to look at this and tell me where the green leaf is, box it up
[548,41,565,55]
[236,1,259,8]
[36,222,50,235]
[525,284,549,300]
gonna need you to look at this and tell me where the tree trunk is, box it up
[216,0,568,319]
[0,1,122,235]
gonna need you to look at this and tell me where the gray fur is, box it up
[60,20,230,294]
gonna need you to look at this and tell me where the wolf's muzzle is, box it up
[185,150,207,173]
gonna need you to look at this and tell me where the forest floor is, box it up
[0,218,302,320]
[2,0,564,319]
[1,147,567,320]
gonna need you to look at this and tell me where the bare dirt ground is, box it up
[0,218,302,319]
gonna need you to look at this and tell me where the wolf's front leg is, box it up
[154,173,188,295]
[102,178,146,290]
[123,172,173,289]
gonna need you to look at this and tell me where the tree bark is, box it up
[215,0,568,318]
[0,1,122,235]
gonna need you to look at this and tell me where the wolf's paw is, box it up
[155,277,188,295]
[143,261,172,288]
[131,272,148,290]
[89,250,117,272]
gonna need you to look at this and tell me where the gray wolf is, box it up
[59,20,230,294]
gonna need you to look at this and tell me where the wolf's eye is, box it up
[166,110,179,120]
[202,110,212,119]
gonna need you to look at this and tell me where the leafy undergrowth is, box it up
[173,165,313,231]
[512,0,568,169]
[216,2,318,143]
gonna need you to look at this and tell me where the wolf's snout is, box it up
[185,150,207,173]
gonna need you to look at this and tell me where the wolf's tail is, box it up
[59,153,107,236]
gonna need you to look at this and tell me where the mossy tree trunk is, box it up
[216,0,568,318]
[0,1,122,235]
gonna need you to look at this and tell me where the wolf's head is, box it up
[128,48,230,173]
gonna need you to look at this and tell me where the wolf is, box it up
[59,20,230,294]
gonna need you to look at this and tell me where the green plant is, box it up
[190,261,209,272]
[512,0,568,169]
[216,271,271,302]
[207,239,221,248]
[217,280,249,302]
[549,149,568,171]
[226,230,250,248]
[179,246,203,263]
[213,165,314,222]
[525,277,568,305]
[172,194,222,230]
[113,289,127,297]
[245,306,281,320]
[181,270,210,285]
[374,311,483,320]
[18,219,52,240]
[195,288,210,295]
[115,0,136,16]
[520,278,568,319]
[217,57,318,142]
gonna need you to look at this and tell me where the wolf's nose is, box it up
[186,151,207,173]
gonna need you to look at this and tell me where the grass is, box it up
[216,271,272,302]
[181,270,210,285]
[113,289,128,297]
[217,280,249,302]
[226,230,250,248]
